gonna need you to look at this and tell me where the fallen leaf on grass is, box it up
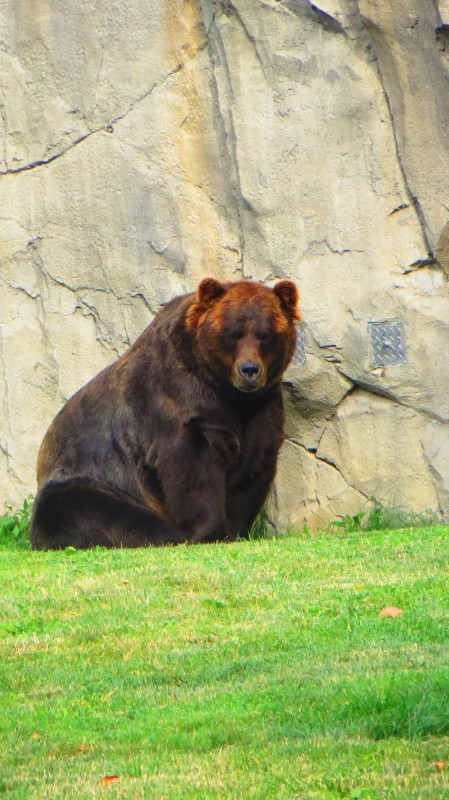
[31,733,40,740]
[98,775,119,784]
[432,762,446,771]
[379,606,403,618]
[77,744,94,753]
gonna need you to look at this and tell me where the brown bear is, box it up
[30,278,300,549]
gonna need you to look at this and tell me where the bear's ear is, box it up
[273,280,301,320]
[197,277,225,306]
[186,278,226,331]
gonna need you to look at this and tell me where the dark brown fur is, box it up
[31,279,300,549]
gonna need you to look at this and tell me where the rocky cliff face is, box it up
[1,0,448,528]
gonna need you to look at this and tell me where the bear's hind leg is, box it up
[30,478,185,550]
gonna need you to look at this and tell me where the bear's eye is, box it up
[225,332,241,342]
[259,332,273,345]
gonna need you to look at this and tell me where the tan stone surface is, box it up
[0,0,448,530]
[270,439,367,532]
[317,391,439,513]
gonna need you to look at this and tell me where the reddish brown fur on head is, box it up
[273,280,301,322]
[187,278,300,392]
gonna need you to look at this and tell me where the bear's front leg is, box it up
[226,398,283,539]
[226,469,276,540]
[150,421,238,544]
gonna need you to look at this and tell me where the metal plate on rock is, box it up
[369,321,406,366]
[292,325,306,366]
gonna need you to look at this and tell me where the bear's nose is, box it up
[238,361,261,382]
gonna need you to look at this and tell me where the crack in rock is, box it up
[304,238,365,257]
[356,7,436,265]
[10,285,39,301]
[279,0,346,34]
[289,436,370,500]
[74,297,124,357]
[220,0,268,78]
[404,256,438,273]
[27,241,129,356]
[0,49,209,177]
[200,1,247,268]
[1,129,100,177]
[337,368,449,425]
[389,203,409,217]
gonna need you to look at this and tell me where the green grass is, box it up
[1,526,449,798]
[0,496,33,550]
[330,503,437,534]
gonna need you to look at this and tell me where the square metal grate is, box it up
[292,324,306,366]
[369,321,407,366]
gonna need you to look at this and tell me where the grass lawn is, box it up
[1,526,449,798]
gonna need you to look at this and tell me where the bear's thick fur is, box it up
[30,278,300,549]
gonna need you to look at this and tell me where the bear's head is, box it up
[187,278,300,393]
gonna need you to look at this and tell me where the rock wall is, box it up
[1,0,448,528]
